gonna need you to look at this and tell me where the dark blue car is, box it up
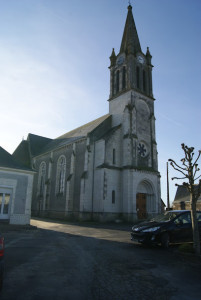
[0,234,4,290]
[131,210,201,248]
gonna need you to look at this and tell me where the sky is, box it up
[0,0,201,206]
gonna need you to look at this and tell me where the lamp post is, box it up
[167,162,170,210]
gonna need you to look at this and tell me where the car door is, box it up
[171,212,192,243]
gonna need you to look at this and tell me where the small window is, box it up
[122,67,126,89]
[113,149,116,165]
[180,201,185,210]
[112,190,115,204]
[116,70,119,93]
[143,70,146,92]
[136,67,140,89]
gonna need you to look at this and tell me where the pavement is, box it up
[0,218,201,300]
[0,222,37,233]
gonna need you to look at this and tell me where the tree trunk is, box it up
[190,194,200,255]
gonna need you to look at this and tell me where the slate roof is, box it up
[174,185,201,202]
[38,136,83,155]
[12,134,52,167]
[0,146,33,171]
[57,114,110,139]
[35,114,110,155]
[12,140,31,168]
[28,134,52,156]
[12,115,111,158]
[120,5,141,55]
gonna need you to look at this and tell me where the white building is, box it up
[0,146,34,225]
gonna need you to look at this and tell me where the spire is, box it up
[146,47,152,65]
[109,48,116,67]
[120,5,141,55]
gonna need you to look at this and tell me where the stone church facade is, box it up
[13,5,161,222]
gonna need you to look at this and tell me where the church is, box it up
[13,5,162,222]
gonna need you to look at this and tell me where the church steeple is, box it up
[109,5,153,100]
[120,5,141,55]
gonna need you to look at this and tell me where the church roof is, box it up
[0,146,33,171]
[12,133,53,167]
[120,5,141,55]
[34,114,111,156]
[57,114,110,139]
[28,133,53,156]
[37,136,82,155]
[12,140,31,168]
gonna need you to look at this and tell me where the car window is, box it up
[197,212,201,221]
[174,213,191,225]
[151,212,181,222]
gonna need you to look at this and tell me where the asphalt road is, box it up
[1,219,201,300]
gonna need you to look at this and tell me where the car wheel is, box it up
[161,233,170,248]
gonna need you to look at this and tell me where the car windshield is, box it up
[150,211,182,222]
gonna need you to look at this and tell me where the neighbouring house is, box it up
[0,146,35,225]
[173,185,201,211]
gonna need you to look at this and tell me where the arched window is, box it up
[136,66,140,89]
[112,190,115,204]
[57,156,66,194]
[38,162,46,197]
[122,66,126,89]
[143,70,146,92]
[116,70,119,93]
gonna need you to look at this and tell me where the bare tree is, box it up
[169,144,201,255]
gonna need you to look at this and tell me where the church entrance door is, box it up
[136,193,147,219]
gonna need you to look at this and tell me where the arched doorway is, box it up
[136,180,154,219]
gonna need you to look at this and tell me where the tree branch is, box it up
[168,159,186,171]
[195,174,201,181]
[172,176,187,181]
[170,164,188,177]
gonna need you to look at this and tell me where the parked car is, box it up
[131,210,201,248]
[0,234,4,290]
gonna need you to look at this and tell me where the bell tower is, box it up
[108,4,158,173]
[105,4,161,221]
[109,5,153,100]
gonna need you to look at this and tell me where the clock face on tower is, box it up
[117,54,125,65]
[137,55,145,64]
